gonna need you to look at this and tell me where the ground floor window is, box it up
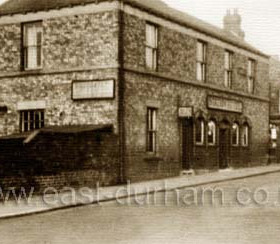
[232,122,239,146]
[241,124,249,147]
[195,118,204,145]
[207,120,216,146]
[147,107,157,153]
[20,110,45,132]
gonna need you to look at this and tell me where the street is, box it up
[1,172,280,244]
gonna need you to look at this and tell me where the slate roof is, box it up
[0,0,268,57]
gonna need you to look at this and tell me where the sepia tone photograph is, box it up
[0,0,280,243]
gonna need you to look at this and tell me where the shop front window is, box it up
[207,120,216,146]
[232,123,239,146]
[195,118,204,145]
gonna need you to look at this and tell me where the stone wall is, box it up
[123,12,269,98]
[0,10,119,73]
[122,12,270,182]
[0,69,119,136]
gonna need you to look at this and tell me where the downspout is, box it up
[117,0,126,183]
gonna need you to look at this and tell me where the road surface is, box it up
[1,172,280,244]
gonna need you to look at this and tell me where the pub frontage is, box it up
[0,0,270,188]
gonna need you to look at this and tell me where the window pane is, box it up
[225,52,229,69]
[242,126,249,146]
[208,121,216,145]
[147,108,157,152]
[146,47,153,69]
[146,24,157,48]
[196,120,204,144]
[197,62,202,81]
[27,47,37,69]
[197,42,203,61]
[232,123,239,145]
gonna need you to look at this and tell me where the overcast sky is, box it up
[0,0,279,57]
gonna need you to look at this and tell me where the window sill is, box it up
[195,143,205,147]
[21,68,43,75]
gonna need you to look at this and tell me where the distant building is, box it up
[0,0,270,191]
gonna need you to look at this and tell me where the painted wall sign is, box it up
[72,80,115,100]
[207,96,243,113]
[178,107,193,118]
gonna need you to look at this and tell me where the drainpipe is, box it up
[117,0,126,183]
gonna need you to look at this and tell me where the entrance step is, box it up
[180,169,195,176]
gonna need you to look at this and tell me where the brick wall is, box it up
[0,131,120,192]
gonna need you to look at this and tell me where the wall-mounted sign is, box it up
[178,107,193,118]
[207,96,243,113]
[72,79,115,100]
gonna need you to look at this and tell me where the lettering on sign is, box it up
[72,80,115,100]
[178,107,193,118]
[207,96,243,113]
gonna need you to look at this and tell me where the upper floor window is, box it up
[225,50,233,88]
[207,120,216,146]
[22,22,43,70]
[20,110,45,132]
[147,107,157,153]
[195,118,205,145]
[196,41,207,82]
[145,23,158,71]
[248,59,255,94]
[232,123,239,146]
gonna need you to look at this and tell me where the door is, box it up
[182,118,193,170]
[219,128,230,169]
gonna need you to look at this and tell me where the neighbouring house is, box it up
[269,56,280,162]
[0,0,270,191]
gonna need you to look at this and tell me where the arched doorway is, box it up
[219,120,230,169]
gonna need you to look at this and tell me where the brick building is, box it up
[269,56,280,128]
[0,0,270,189]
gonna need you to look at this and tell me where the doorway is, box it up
[182,118,193,170]
[219,126,230,169]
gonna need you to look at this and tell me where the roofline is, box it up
[122,0,269,58]
[0,0,269,58]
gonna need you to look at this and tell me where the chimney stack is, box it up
[223,9,245,39]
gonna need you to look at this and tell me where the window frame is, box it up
[196,40,207,82]
[146,107,157,153]
[248,59,255,94]
[145,22,158,71]
[224,50,233,88]
[195,118,205,145]
[207,120,216,146]
[22,21,43,71]
[20,109,45,133]
[231,122,240,146]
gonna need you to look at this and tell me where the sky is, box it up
[0,0,279,57]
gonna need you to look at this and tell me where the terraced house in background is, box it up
[0,0,270,191]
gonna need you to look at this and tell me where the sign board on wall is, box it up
[178,107,193,118]
[207,96,243,113]
[72,79,115,100]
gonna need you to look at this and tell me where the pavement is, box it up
[1,164,280,220]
